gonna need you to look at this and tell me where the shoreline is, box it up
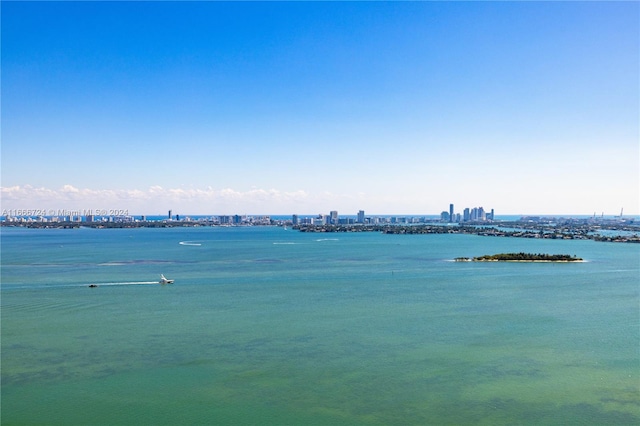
[2,221,639,243]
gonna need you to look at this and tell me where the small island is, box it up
[455,252,583,262]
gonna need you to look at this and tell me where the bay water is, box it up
[1,226,638,424]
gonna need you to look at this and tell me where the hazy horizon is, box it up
[2,205,636,220]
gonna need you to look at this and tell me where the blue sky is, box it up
[2,1,638,215]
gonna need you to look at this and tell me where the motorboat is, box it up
[159,274,174,284]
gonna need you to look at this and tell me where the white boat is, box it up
[159,274,174,284]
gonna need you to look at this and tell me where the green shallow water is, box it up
[2,226,639,425]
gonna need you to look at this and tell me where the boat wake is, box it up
[99,260,176,266]
[4,281,165,290]
[179,241,202,246]
[89,281,160,287]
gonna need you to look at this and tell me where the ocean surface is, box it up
[1,226,638,425]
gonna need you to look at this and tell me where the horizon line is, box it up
[2,212,638,219]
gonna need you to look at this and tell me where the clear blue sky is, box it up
[2,1,638,215]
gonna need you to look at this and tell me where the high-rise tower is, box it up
[330,210,338,225]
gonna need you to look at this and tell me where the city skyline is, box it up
[2,2,638,215]
[4,204,637,223]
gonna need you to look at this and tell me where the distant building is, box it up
[330,210,338,225]
[449,204,454,223]
[461,206,493,222]
[292,214,299,225]
[357,210,365,224]
[313,214,327,225]
[168,210,172,220]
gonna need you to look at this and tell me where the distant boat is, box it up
[159,274,174,284]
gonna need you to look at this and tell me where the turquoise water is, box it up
[1,226,638,425]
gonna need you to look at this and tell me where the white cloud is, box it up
[61,185,80,193]
[0,184,325,215]
[6,183,633,216]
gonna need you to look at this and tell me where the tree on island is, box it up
[470,253,583,262]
